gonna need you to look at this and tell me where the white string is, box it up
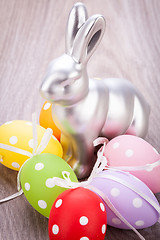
[35,128,53,155]
[0,189,23,203]
[43,149,108,189]
[93,137,109,146]
[0,143,32,158]
[107,160,160,172]
[86,185,145,240]
[94,137,160,172]
[95,173,160,214]
[86,141,107,185]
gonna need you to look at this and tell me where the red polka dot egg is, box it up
[103,135,160,193]
[49,187,107,240]
[0,120,63,170]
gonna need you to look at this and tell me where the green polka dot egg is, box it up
[0,120,63,170]
[20,153,78,217]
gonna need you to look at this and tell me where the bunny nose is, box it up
[40,78,63,103]
[40,80,52,100]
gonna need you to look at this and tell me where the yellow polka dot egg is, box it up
[0,120,63,170]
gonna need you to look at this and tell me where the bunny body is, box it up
[40,3,150,178]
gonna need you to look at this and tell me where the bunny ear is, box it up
[71,15,106,64]
[65,2,88,55]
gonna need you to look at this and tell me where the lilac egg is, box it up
[90,170,160,229]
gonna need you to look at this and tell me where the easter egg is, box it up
[20,153,78,218]
[39,101,61,141]
[90,169,160,229]
[49,187,107,240]
[103,135,160,193]
[0,120,63,171]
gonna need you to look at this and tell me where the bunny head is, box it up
[40,2,106,106]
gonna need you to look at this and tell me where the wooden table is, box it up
[0,0,159,239]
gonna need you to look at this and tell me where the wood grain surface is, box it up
[0,0,160,239]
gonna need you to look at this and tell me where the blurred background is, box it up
[0,0,160,239]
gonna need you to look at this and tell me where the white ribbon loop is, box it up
[54,171,81,189]
[93,137,109,162]
[35,128,53,155]
[46,153,109,190]
[93,137,109,147]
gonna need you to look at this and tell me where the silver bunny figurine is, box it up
[40,2,150,179]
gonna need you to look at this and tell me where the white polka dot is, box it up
[110,188,120,197]
[11,162,20,169]
[80,216,88,226]
[113,142,120,149]
[125,149,134,157]
[35,163,44,171]
[45,178,55,188]
[44,102,51,110]
[25,182,30,191]
[55,199,62,208]
[112,218,121,225]
[102,224,106,234]
[26,122,32,126]
[100,202,105,212]
[5,121,13,125]
[38,200,47,209]
[80,237,89,240]
[52,224,59,235]
[0,158,3,162]
[9,136,18,145]
[135,220,144,227]
[153,147,159,154]
[28,139,34,148]
[133,198,143,208]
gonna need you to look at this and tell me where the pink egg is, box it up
[103,135,160,193]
